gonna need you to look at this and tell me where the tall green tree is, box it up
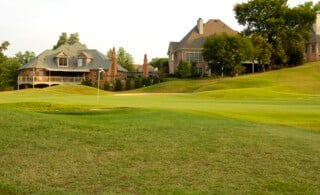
[67,33,80,45]
[234,0,316,66]
[15,51,36,65]
[251,35,272,72]
[0,41,9,54]
[0,41,21,90]
[203,33,254,76]
[53,32,80,49]
[106,47,134,71]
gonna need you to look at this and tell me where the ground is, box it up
[0,63,319,194]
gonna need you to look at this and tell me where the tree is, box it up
[0,41,20,90]
[67,33,79,45]
[15,51,36,65]
[234,0,316,66]
[107,47,134,71]
[175,60,191,78]
[203,33,254,77]
[251,35,272,72]
[53,32,80,49]
[149,58,168,74]
[0,41,9,54]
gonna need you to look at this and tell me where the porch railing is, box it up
[18,76,84,85]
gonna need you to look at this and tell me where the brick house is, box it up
[18,43,127,88]
[167,18,237,75]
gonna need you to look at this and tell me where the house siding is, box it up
[168,18,237,76]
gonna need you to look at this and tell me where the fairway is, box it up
[0,64,319,193]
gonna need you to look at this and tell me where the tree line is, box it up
[0,41,35,90]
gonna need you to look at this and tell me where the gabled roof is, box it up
[168,19,237,53]
[20,42,128,72]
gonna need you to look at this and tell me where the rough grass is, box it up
[0,63,319,193]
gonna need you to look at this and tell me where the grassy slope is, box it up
[134,62,320,96]
[0,63,319,193]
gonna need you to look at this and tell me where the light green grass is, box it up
[0,63,319,193]
[135,63,320,96]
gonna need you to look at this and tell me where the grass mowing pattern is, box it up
[0,105,319,194]
[0,63,319,193]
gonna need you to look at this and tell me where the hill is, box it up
[134,62,320,97]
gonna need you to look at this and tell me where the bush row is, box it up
[82,76,163,91]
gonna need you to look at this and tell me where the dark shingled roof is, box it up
[20,42,128,72]
[168,19,237,53]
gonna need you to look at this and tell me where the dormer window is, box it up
[78,58,85,67]
[55,51,68,67]
[78,52,91,67]
[58,57,68,66]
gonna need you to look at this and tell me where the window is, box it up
[186,52,203,62]
[78,58,85,67]
[58,57,68,66]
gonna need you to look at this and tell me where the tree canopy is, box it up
[106,47,134,71]
[149,58,168,75]
[15,51,36,65]
[0,41,21,90]
[250,35,272,71]
[234,0,318,65]
[53,32,80,49]
[203,33,254,76]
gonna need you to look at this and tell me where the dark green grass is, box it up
[0,105,319,194]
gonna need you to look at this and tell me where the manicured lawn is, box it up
[0,63,319,193]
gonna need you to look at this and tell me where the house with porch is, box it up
[168,18,237,76]
[18,42,127,89]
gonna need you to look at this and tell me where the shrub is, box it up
[191,61,200,77]
[126,78,132,90]
[134,77,143,89]
[114,79,122,91]
[81,76,92,86]
[104,81,110,90]
[143,77,152,86]
[176,60,191,78]
[153,77,160,84]
[92,81,98,88]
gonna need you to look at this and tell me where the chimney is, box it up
[142,54,149,78]
[313,11,320,35]
[197,18,204,35]
[108,47,118,83]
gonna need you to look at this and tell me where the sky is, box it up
[0,0,317,63]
